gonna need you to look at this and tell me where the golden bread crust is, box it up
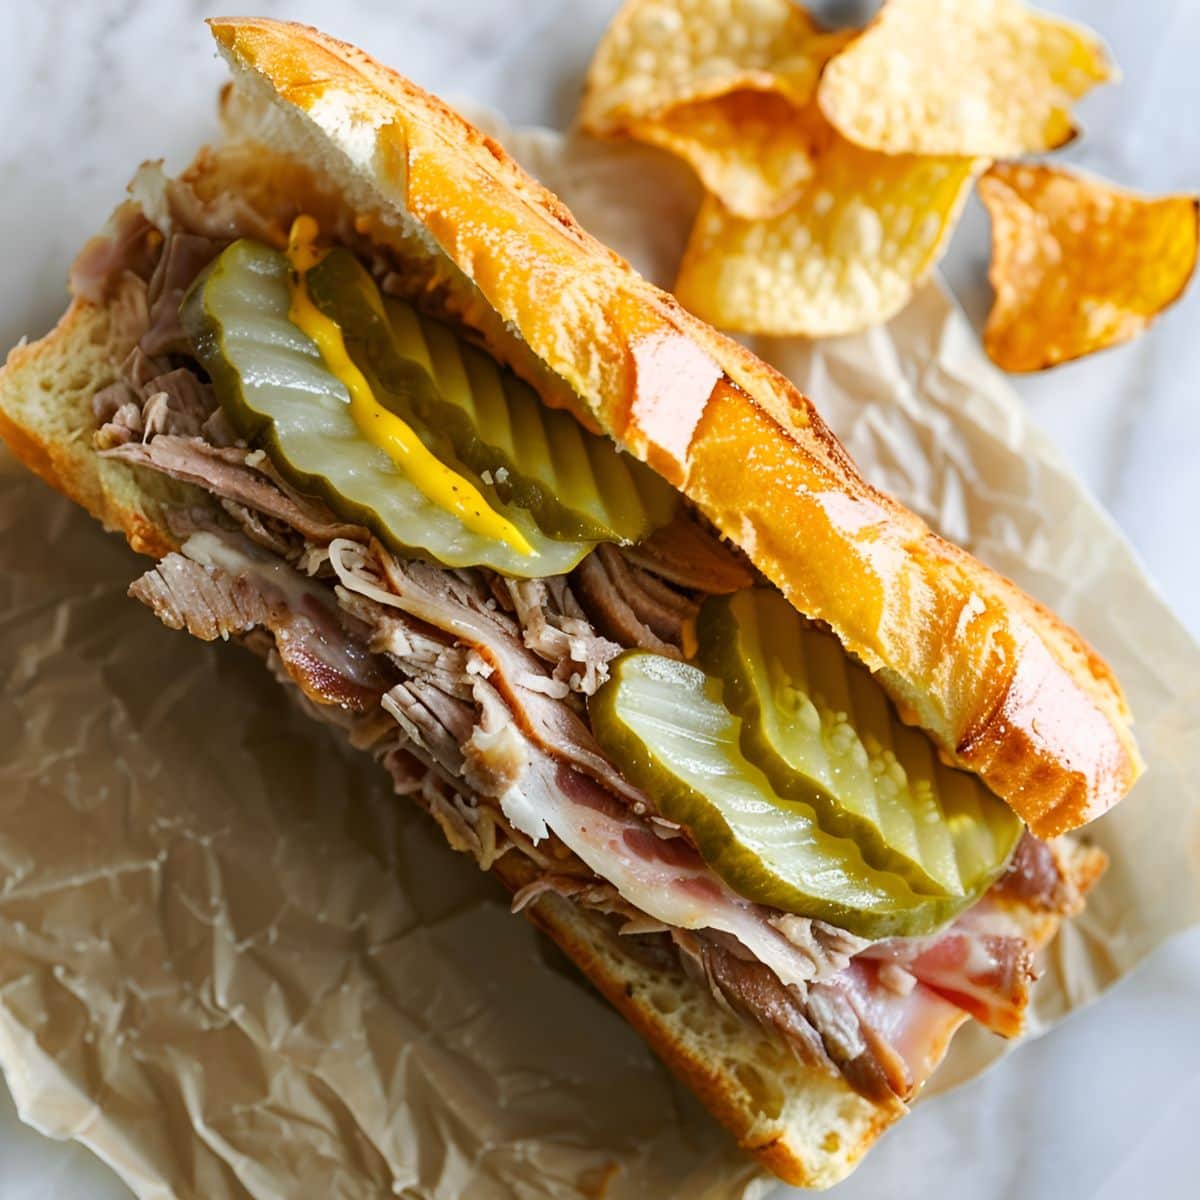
[205,18,1142,837]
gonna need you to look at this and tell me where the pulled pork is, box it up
[502,576,621,695]
[573,543,693,656]
[132,532,393,712]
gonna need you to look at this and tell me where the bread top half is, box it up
[203,17,1141,838]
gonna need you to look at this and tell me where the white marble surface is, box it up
[1,1,1198,1196]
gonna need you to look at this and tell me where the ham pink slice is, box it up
[511,753,859,992]
[862,900,1035,1037]
[815,959,969,1098]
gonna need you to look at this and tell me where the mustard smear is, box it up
[285,216,535,556]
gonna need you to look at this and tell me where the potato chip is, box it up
[979,163,1199,372]
[673,109,980,337]
[817,0,1112,157]
[622,30,854,220]
[579,0,828,135]
[629,91,815,219]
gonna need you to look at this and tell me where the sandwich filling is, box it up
[78,156,1100,1107]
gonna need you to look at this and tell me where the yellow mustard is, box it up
[284,216,535,556]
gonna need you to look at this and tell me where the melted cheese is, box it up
[285,216,534,556]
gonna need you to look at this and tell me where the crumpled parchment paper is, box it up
[1,115,1198,1200]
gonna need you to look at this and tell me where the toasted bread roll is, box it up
[0,18,1126,1187]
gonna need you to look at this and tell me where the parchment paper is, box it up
[1,115,1198,1200]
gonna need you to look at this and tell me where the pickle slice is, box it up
[697,589,1022,899]
[181,240,591,576]
[589,652,959,938]
[306,248,677,543]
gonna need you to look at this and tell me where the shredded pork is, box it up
[131,550,272,639]
[133,532,393,712]
[142,232,223,355]
[503,576,621,695]
[106,435,366,543]
[572,544,694,655]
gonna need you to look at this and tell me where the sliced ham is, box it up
[813,960,968,1100]
[862,899,1035,1037]
[682,935,962,1103]
[856,834,1108,1039]
[498,745,857,994]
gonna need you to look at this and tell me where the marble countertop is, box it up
[1,1,1198,1196]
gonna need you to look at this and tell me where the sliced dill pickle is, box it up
[180,240,590,576]
[305,248,677,543]
[696,589,1022,900]
[589,652,958,938]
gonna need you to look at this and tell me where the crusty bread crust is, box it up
[204,18,1142,839]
